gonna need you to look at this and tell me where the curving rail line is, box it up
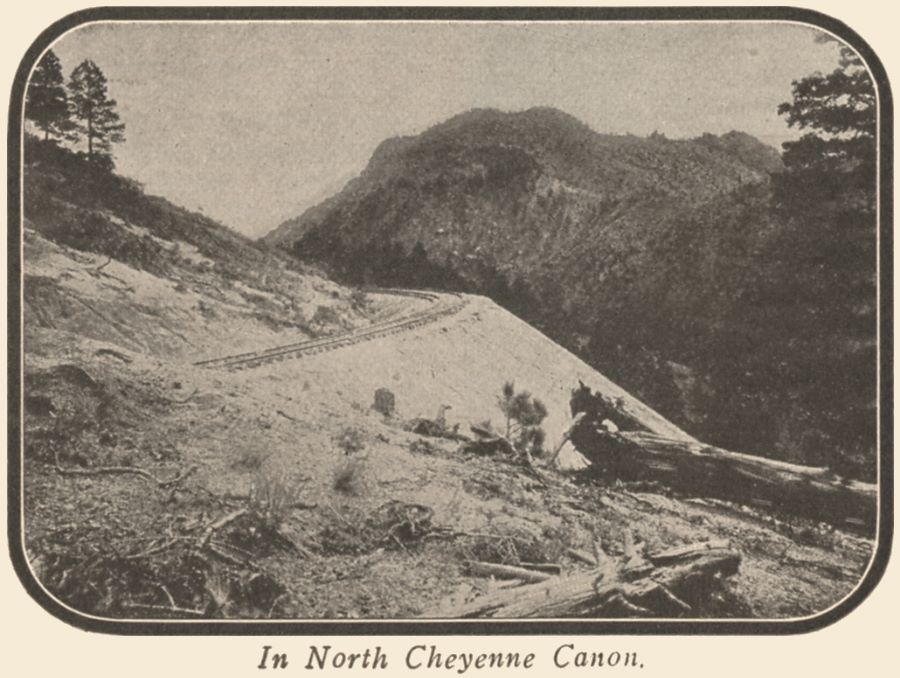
[194,288,467,371]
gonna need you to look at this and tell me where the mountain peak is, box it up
[265,108,781,250]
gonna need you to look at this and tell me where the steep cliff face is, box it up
[265,108,795,458]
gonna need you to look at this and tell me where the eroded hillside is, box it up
[23,137,379,361]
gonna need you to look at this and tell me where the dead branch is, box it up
[325,502,357,531]
[123,537,187,560]
[470,423,497,439]
[87,258,135,290]
[94,347,133,363]
[121,602,207,618]
[621,490,661,509]
[608,594,654,616]
[566,547,598,566]
[156,584,177,608]
[197,508,248,548]
[516,562,562,575]
[647,539,731,566]
[290,539,316,560]
[654,584,693,613]
[54,449,197,489]
[550,412,586,466]
[205,541,253,567]
[221,492,316,511]
[158,465,198,488]
[778,550,858,580]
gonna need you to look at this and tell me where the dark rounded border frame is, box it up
[6,5,893,636]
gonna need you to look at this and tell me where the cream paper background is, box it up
[2,1,896,675]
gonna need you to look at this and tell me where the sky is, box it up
[46,21,845,238]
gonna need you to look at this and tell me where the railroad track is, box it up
[194,289,466,371]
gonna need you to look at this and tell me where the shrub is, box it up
[231,447,268,471]
[312,304,341,327]
[350,288,369,311]
[249,470,305,529]
[334,426,366,455]
[332,455,369,496]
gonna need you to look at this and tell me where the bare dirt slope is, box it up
[231,293,694,468]
[21,235,874,621]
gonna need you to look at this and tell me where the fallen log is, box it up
[570,428,876,533]
[646,539,731,566]
[466,560,553,583]
[432,547,741,618]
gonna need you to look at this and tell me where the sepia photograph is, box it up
[9,7,890,631]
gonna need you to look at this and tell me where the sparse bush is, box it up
[350,288,370,311]
[196,300,217,318]
[249,470,306,529]
[332,455,369,496]
[497,381,548,456]
[231,447,268,471]
[317,500,434,555]
[459,533,521,565]
[312,304,341,327]
[409,439,440,455]
[458,525,571,566]
[334,425,366,455]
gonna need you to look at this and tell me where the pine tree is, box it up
[777,39,875,182]
[67,59,125,162]
[25,49,71,141]
[758,37,878,475]
[497,381,548,455]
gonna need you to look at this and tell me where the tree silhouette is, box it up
[751,36,878,475]
[25,50,71,141]
[67,59,125,162]
[778,37,875,183]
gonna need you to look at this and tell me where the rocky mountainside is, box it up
[264,107,813,465]
[266,108,782,253]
